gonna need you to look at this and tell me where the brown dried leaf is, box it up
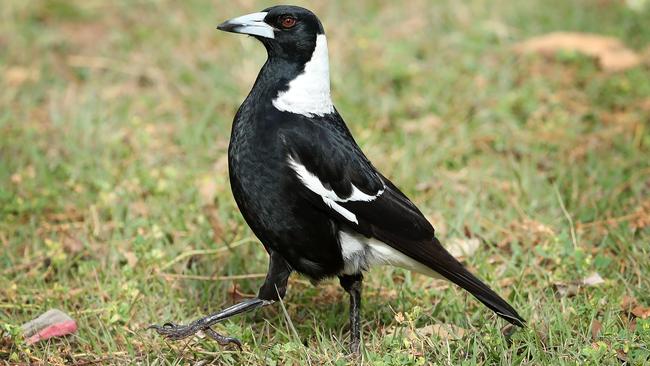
[62,235,84,254]
[620,295,638,311]
[616,348,629,363]
[394,312,405,324]
[514,32,641,72]
[626,318,637,332]
[630,199,650,231]
[631,305,650,319]
[122,251,138,268]
[591,319,602,340]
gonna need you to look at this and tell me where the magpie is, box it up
[150,5,525,353]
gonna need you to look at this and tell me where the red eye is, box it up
[280,16,297,29]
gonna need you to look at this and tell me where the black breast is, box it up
[228,101,345,280]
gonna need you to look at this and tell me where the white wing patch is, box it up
[287,156,384,224]
[339,230,441,277]
[272,35,335,117]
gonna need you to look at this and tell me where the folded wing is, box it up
[282,120,525,326]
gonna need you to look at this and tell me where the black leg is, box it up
[150,251,292,346]
[339,273,363,354]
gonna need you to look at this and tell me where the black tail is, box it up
[378,231,526,327]
[427,237,525,327]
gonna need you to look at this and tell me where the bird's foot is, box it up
[149,322,243,349]
[148,298,270,347]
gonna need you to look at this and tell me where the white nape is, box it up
[272,35,335,117]
[287,156,384,224]
[339,230,441,277]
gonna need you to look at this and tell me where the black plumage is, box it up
[151,5,525,352]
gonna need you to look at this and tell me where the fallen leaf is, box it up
[591,319,602,340]
[616,348,629,363]
[62,235,84,254]
[630,199,650,231]
[122,251,138,268]
[631,305,650,319]
[552,282,580,298]
[446,237,480,258]
[21,309,77,345]
[626,318,637,332]
[620,295,638,311]
[553,272,605,298]
[394,312,405,324]
[514,32,641,72]
[411,324,466,340]
[582,272,605,287]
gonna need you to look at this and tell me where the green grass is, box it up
[1,0,650,364]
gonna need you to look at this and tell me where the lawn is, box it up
[1,0,649,364]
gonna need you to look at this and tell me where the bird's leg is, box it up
[150,251,291,347]
[339,273,363,354]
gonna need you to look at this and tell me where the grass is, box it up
[1,0,649,364]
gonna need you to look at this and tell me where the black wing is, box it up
[282,117,525,327]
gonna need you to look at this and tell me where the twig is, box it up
[158,273,267,281]
[159,237,258,271]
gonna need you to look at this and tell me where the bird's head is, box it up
[217,5,324,62]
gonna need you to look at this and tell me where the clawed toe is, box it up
[204,327,243,350]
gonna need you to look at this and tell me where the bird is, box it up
[150,5,525,353]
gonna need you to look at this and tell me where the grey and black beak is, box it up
[217,12,275,39]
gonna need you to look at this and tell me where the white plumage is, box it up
[338,230,441,277]
[287,156,384,224]
[272,35,335,117]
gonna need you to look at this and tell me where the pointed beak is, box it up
[217,12,275,39]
